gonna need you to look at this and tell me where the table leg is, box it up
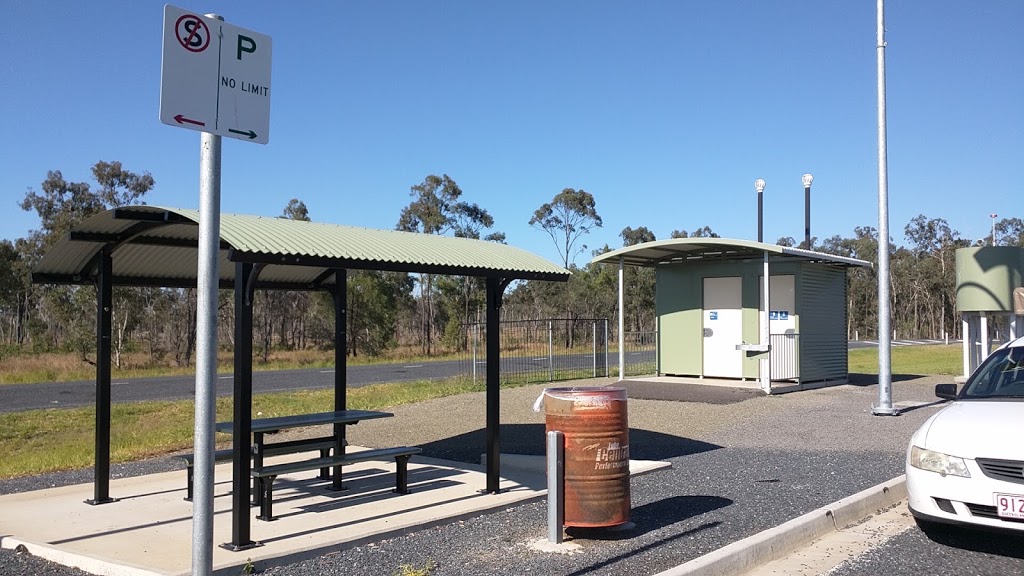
[331,423,345,491]
[252,432,264,506]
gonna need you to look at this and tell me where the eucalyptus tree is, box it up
[903,215,969,339]
[397,174,499,355]
[529,188,603,347]
[529,188,602,269]
[17,161,154,356]
[619,226,657,333]
[0,240,23,346]
[995,217,1024,246]
[670,226,719,239]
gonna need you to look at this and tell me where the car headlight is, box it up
[910,445,971,478]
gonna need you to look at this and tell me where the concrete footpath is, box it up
[0,376,951,575]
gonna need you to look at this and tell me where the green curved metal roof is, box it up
[592,237,871,268]
[32,206,570,289]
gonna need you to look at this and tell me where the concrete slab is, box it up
[0,448,669,576]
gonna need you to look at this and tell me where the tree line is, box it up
[2,161,1022,368]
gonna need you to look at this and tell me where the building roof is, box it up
[591,237,872,268]
[32,206,571,289]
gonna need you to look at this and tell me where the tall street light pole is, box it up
[802,173,813,249]
[755,178,766,243]
[755,178,770,393]
[990,213,998,246]
[873,0,896,416]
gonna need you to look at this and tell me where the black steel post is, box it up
[229,262,256,549]
[485,277,502,494]
[757,191,764,243]
[332,270,348,491]
[333,270,347,412]
[804,185,811,249]
[87,245,114,505]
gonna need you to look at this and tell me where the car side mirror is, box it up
[934,383,958,400]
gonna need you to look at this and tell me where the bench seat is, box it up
[174,436,339,500]
[250,446,422,521]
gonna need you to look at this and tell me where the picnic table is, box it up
[216,409,392,485]
[216,410,421,521]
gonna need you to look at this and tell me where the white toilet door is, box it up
[703,276,743,378]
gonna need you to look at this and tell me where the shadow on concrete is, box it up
[417,423,722,464]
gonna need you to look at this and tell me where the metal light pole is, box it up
[802,173,813,249]
[755,178,770,393]
[873,0,896,416]
[755,178,766,243]
[990,213,998,246]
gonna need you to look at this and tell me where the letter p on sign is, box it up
[237,35,257,60]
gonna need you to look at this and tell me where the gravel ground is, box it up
[2,375,1019,576]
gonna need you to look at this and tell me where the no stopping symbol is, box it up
[175,14,210,53]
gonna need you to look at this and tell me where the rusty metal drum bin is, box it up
[543,386,630,527]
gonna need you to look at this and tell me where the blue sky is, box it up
[1,1,1021,267]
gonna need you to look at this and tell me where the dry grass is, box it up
[0,375,491,479]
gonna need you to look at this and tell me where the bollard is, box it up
[547,430,564,544]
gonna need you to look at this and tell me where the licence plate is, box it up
[995,493,1024,520]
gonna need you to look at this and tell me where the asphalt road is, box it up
[0,351,647,413]
[0,361,458,413]
[831,522,1024,575]
[0,341,953,413]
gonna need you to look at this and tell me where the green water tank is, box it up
[955,246,1024,312]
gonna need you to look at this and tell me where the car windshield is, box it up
[962,345,1024,399]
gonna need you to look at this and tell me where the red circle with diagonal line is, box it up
[175,14,210,53]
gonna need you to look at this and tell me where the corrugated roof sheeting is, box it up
[32,206,570,289]
[592,237,871,269]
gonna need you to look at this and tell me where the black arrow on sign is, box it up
[228,128,258,140]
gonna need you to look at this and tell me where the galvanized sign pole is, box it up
[160,6,272,572]
[873,0,897,416]
[194,102,223,576]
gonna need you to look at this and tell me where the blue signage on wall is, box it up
[709,311,718,320]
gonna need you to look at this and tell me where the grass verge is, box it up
[848,344,962,376]
[0,376,486,479]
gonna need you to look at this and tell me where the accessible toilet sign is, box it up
[159,5,272,144]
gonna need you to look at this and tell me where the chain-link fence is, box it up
[620,330,657,377]
[461,319,610,385]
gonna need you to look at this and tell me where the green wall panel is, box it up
[955,247,1024,312]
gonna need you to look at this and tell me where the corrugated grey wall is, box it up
[799,265,848,382]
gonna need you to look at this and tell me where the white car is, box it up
[906,336,1024,534]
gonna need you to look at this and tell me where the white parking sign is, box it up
[159,5,272,144]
